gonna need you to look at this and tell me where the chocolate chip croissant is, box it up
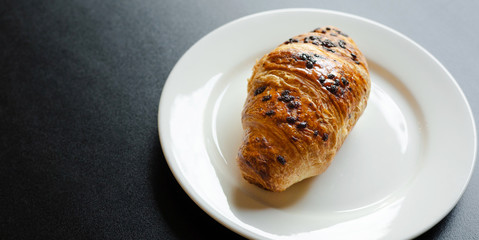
[237,26,371,192]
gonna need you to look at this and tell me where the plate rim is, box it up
[158,8,477,239]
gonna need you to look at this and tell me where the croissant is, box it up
[237,26,371,192]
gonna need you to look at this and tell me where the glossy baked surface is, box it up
[238,26,371,191]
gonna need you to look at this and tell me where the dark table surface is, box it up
[1,0,478,239]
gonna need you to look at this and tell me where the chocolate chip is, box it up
[299,53,308,60]
[284,38,299,44]
[314,130,319,136]
[327,85,338,94]
[281,90,291,96]
[287,101,301,109]
[262,94,272,101]
[327,73,335,79]
[321,39,336,48]
[277,155,286,165]
[318,75,326,83]
[265,110,275,116]
[341,77,349,85]
[338,40,346,48]
[278,90,294,102]
[306,61,314,69]
[351,53,357,59]
[286,116,296,124]
[323,47,335,53]
[297,122,307,129]
[322,133,329,141]
[254,86,267,96]
[278,95,294,102]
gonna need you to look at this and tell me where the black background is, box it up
[1,0,478,239]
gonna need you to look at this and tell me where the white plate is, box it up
[158,9,476,240]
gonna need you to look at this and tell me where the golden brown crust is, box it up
[237,26,371,192]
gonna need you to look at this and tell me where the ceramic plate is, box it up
[158,9,476,239]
